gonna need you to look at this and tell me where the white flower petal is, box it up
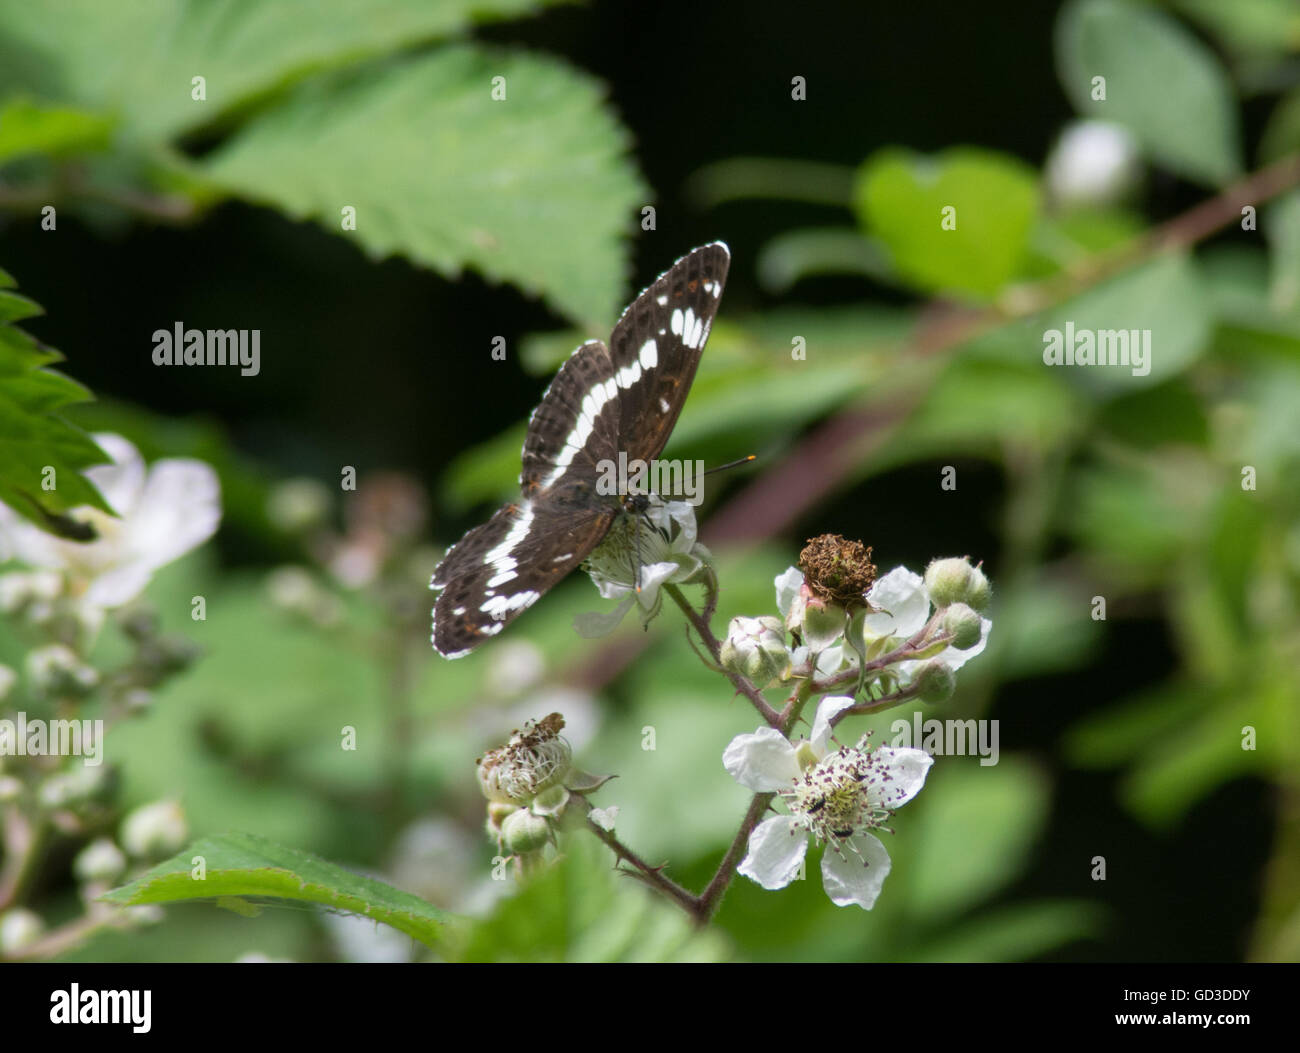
[774,567,804,618]
[633,560,679,608]
[723,727,800,791]
[81,562,155,611]
[87,433,146,517]
[573,593,637,638]
[864,746,933,810]
[810,695,857,756]
[821,831,892,909]
[864,567,930,638]
[123,459,221,570]
[738,815,807,890]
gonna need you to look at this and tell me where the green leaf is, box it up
[0,273,111,532]
[1055,0,1243,186]
[102,832,454,948]
[1173,0,1300,57]
[1033,253,1212,394]
[0,0,569,140]
[853,146,1040,299]
[1266,189,1300,313]
[754,227,892,292]
[1259,85,1300,166]
[0,97,115,164]
[453,834,730,961]
[202,46,647,325]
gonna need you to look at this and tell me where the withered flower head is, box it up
[798,535,877,610]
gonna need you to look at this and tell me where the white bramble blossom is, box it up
[724,695,933,910]
[775,564,991,685]
[574,498,709,638]
[0,434,221,634]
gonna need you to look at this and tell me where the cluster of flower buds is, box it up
[722,536,992,705]
[477,714,609,867]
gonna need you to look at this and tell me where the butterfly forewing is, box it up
[432,242,730,658]
[609,242,730,463]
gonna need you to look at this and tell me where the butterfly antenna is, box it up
[703,454,756,477]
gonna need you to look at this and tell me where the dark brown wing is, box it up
[607,242,729,463]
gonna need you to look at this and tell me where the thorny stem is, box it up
[663,583,781,727]
[571,795,700,919]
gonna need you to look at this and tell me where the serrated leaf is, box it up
[202,46,647,325]
[853,146,1040,299]
[0,0,570,140]
[102,832,454,948]
[0,274,111,531]
[1056,0,1243,186]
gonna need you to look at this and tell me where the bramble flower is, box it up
[777,563,991,687]
[724,695,933,909]
[0,434,221,634]
[574,498,710,638]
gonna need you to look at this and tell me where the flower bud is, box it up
[477,713,572,805]
[0,908,44,954]
[267,478,331,534]
[942,603,983,650]
[74,837,127,885]
[39,766,110,809]
[802,595,848,651]
[120,799,188,858]
[501,808,552,855]
[0,775,23,803]
[26,644,99,698]
[924,557,991,612]
[0,570,62,618]
[720,615,790,688]
[915,660,956,703]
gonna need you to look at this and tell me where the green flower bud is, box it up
[720,615,790,688]
[965,566,992,613]
[0,908,44,954]
[74,837,127,885]
[942,603,983,650]
[802,597,848,651]
[120,799,188,859]
[267,478,331,534]
[39,766,111,809]
[915,660,956,703]
[26,644,99,698]
[501,808,552,856]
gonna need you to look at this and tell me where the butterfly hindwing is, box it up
[431,500,612,658]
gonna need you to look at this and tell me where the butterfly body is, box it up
[432,242,730,658]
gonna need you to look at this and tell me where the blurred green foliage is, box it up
[1,0,1299,962]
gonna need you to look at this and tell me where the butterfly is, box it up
[431,242,731,658]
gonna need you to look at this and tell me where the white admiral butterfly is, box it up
[431,242,730,657]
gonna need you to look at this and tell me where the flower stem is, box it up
[663,583,781,727]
